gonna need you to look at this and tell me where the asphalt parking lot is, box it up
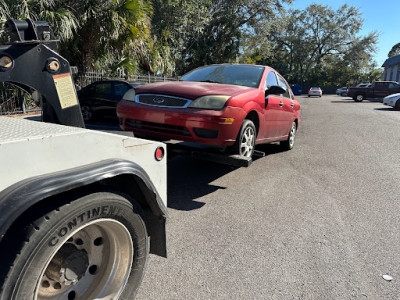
[131,94,400,299]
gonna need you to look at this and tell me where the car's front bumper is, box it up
[383,97,399,107]
[117,100,247,146]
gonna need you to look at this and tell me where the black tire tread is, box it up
[0,191,148,300]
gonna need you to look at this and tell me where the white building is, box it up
[382,55,400,82]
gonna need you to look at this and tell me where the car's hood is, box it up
[384,93,400,99]
[135,81,257,100]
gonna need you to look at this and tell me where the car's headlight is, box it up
[188,95,231,109]
[122,89,136,101]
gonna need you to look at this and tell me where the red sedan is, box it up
[117,64,301,158]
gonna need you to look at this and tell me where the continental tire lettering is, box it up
[49,237,59,246]
[68,218,77,230]
[58,227,68,237]
[77,212,85,223]
[108,205,117,215]
[101,205,109,214]
[48,205,118,247]
[92,207,100,217]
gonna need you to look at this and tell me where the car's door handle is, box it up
[279,101,284,107]
[291,102,294,107]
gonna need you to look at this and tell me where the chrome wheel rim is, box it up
[240,126,255,157]
[35,219,133,300]
[356,95,363,101]
[289,123,296,148]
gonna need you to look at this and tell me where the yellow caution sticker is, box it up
[53,73,78,109]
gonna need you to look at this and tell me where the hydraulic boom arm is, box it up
[0,19,84,127]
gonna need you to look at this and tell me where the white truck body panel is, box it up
[0,117,167,205]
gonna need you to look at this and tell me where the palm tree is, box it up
[0,0,156,74]
[60,0,154,74]
[0,0,78,41]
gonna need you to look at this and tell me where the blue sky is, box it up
[287,0,398,67]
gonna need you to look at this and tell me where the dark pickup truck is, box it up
[347,81,400,102]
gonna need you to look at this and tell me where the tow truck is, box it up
[0,20,168,299]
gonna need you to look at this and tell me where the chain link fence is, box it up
[0,71,177,116]
[0,83,40,115]
[75,71,177,91]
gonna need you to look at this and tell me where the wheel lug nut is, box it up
[54,282,62,289]
[41,280,50,288]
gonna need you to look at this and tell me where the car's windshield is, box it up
[180,65,265,88]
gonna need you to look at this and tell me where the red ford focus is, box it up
[117,64,301,158]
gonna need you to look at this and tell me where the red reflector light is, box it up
[155,147,165,161]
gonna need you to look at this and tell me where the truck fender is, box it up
[0,159,168,256]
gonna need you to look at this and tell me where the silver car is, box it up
[383,93,400,110]
[336,87,347,96]
[308,87,322,97]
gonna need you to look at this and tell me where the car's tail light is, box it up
[155,146,165,161]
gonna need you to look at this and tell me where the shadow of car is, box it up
[78,80,141,122]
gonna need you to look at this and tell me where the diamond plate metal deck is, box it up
[0,116,85,143]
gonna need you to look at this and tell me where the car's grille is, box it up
[137,94,190,107]
[125,119,192,137]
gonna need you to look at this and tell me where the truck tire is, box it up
[354,94,364,102]
[0,191,148,300]
[280,121,297,150]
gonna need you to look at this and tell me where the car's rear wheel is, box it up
[231,119,256,158]
[280,121,297,151]
[0,192,149,300]
[355,94,364,102]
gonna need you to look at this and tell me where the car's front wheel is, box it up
[395,100,400,110]
[0,192,149,300]
[81,106,93,122]
[231,119,256,158]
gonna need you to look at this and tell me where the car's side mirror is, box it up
[265,85,286,96]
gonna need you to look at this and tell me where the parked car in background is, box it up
[308,87,322,97]
[347,81,400,102]
[356,83,372,88]
[336,87,347,96]
[291,84,302,95]
[383,93,400,110]
[117,64,301,158]
[78,80,141,121]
